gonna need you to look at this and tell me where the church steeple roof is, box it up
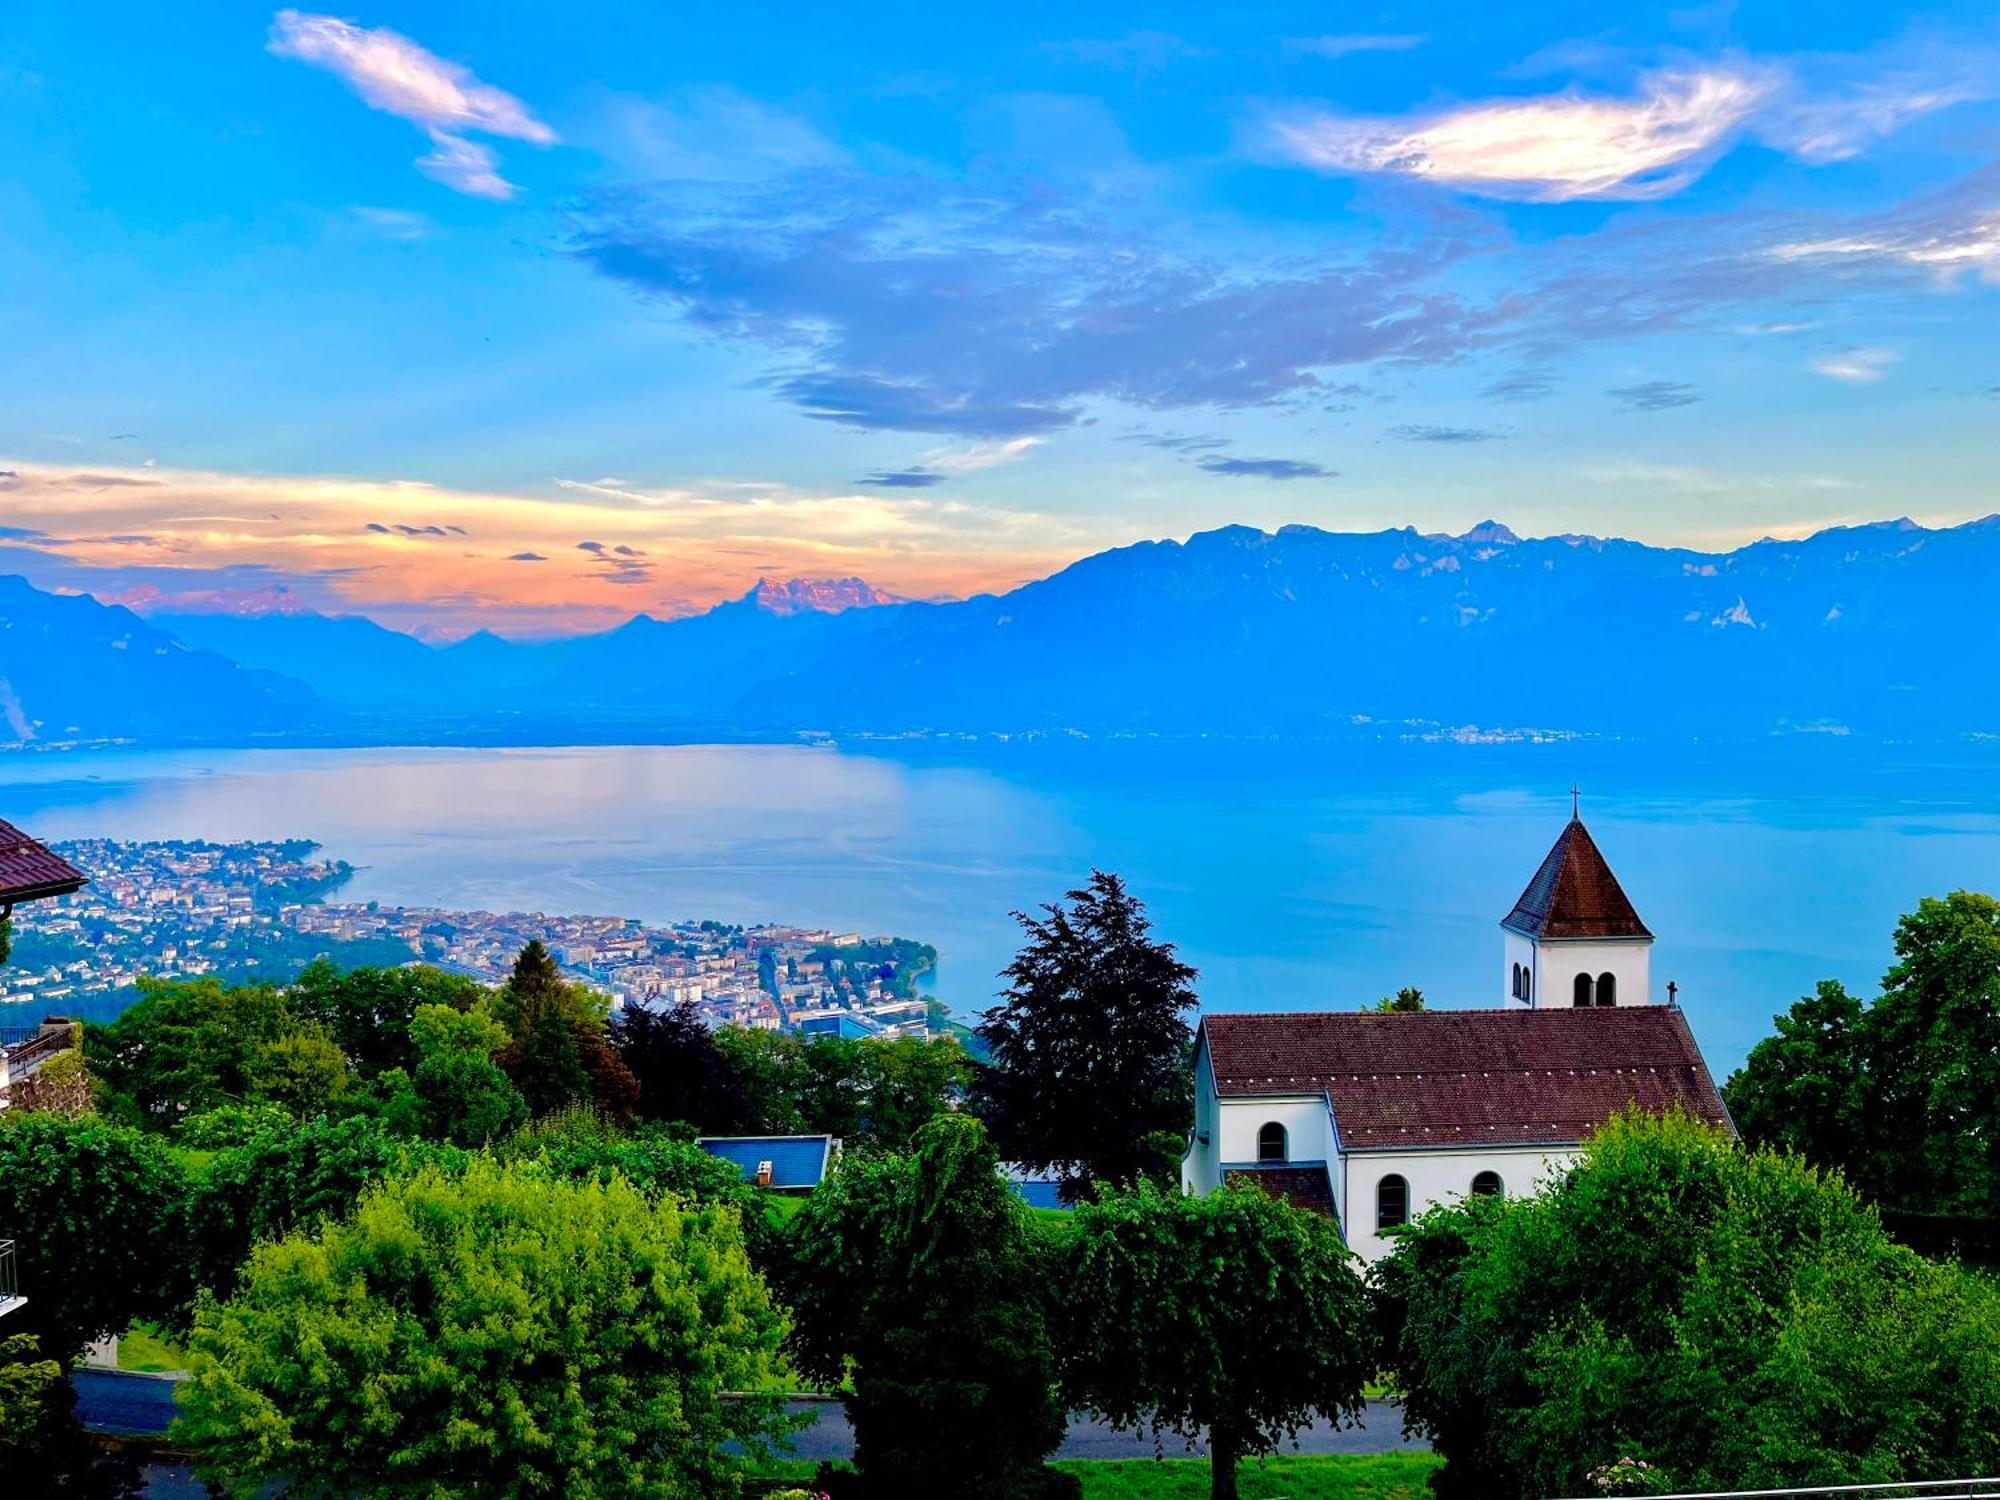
[1502,817,1651,941]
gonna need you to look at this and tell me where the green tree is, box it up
[1057,1181,1373,1500]
[247,1026,352,1117]
[713,1026,809,1134]
[1377,1109,2000,1498]
[1725,891,2000,1223]
[1724,979,1869,1183]
[612,1000,754,1133]
[860,1034,975,1148]
[176,1158,792,1499]
[1372,986,1427,1014]
[413,1049,529,1145]
[184,1114,465,1313]
[0,1113,190,1360]
[287,960,488,1077]
[493,942,639,1121]
[782,1114,1071,1500]
[85,977,297,1127]
[975,871,1197,1198]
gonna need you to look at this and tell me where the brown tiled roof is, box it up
[0,820,87,906]
[1502,818,1651,940]
[1204,1007,1728,1149]
[1224,1166,1336,1217]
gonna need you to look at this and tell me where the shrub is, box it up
[1378,1109,2000,1499]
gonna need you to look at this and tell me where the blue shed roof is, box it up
[797,1013,878,1039]
[696,1135,835,1190]
[1013,1179,1066,1211]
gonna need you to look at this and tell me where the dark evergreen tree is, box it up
[493,941,640,1122]
[612,1001,753,1132]
[501,1002,594,1118]
[974,871,1197,1198]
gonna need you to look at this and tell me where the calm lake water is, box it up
[5,738,2000,1074]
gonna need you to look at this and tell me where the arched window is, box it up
[1377,1173,1409,1232]
[1471,1170,1503,1197]
[1510,962,1521,998]
[1597,972,1618,1007]
[1573,972,1594,1007]
[1522,967,1532,1004]
[1256,1121,1287,1164]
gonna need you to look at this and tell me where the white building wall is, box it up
[1537,937,1651,1007]
[1342,1144,1583,1263]
[1217,1094,1334,1168]
[1183,1044,1222,1194]
[1503,929,1539,1008]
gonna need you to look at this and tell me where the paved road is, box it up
[774,1397,1424,1461]
[78,1371,1424,1492]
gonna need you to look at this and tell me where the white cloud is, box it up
[1762,81,1986,164]
[1268,68,1772,201]
[920,437,1045,474]
[1768,213,2000,283]
[1283,34,1427,60]
[1811,347,1899,382]
[269,10,555,198]
[416,131,515,199]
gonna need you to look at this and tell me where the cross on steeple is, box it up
[1571,783,1581,820]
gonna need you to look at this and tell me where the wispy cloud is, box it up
[1197,455,1333,479]
[1282,34,1427,60]
[1480,370,1557,401]
[1768,213,2000,284]
[269,9,555,199]
[1608,380,1701,411]
[858,469,948,489]
[1812,346,1898,382]
[1389,423,1507,443]
[1268,69,1771,201]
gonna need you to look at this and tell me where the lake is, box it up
[4,737,1999,1073]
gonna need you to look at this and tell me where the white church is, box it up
[1181,811,1732,1261]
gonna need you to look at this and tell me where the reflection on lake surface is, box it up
[4,737,1999,1072]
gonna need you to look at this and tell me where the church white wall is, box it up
[1539,937,1651,1007]
[1217,1094,1334,1167]
[1343,1144,1583,1263]
[1183,1043,1222,1195]
[1503,930,1538,1007]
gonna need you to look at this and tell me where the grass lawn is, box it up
[1056,1454,1441,1499]
[752,1454,1441,1498]
[116,1322,188,1373]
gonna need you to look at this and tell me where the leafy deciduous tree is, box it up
[1057,1181,1373,1500]
[782,1114,1073,1500]
[613,1000,754,1133]
[176,1158,793,1499]
[0,1113,190,1360]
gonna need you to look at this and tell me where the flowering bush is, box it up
[1588,1456,1671,1495]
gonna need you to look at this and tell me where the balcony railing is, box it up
[0,1238,21,1318]
[1551,1482,2000,1499]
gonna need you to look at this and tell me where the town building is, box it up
[1180,812,1731,1261]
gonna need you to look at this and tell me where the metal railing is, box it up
[0,1238,19,1314]
[1552,1482,2000,1499]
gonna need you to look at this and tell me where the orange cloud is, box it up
[0,459,1104,635]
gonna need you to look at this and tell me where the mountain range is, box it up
[6,518,2000,747]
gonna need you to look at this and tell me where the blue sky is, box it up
[1,2,1996,634]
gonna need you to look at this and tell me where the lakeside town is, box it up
[2,838,939,1038]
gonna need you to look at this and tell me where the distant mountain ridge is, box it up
[12,517,2000,746]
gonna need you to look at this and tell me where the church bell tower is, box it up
[1501,804,1653,1009]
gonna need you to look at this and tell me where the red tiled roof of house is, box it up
[0,819,87,906]
[1502,817,1651,940]
[1224,1166,1336,1217]
[1203,1006,1728,1149]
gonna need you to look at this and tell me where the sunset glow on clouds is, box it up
[0,460,1097,636]
[3,3,1998,638]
